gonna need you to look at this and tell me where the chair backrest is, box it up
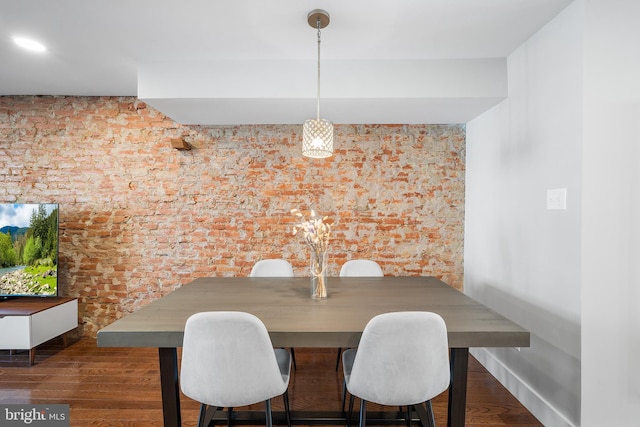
[180,311,289,407]
[339,260,383,277]
[347,311,450,406]
[250,259,295,277]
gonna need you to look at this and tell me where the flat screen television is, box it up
[0,203,59,300]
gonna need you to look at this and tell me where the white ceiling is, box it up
[0,0,574,124]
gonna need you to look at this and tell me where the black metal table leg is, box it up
[159,347,182,427]
[447,348,469,427]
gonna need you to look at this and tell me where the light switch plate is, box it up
[547,188,567,210]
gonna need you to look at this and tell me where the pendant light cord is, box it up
[316,19,321,121]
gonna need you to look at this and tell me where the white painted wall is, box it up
[581,0,640,425]
[466,1,640,425]
[465,2,583,425]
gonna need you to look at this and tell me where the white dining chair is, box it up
[339,260,384,277]
[250,258,297,369]
[336,259,384,370]
[180,311,292,427]
[342,311,450,427]
[250,259,295,277]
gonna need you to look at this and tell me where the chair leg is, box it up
[227,407,233,427]
[347,394,355,427]
[197,404,207,427]
[425,400,435,427]
[358,399,367,427]
[405,405,412,427]
[265,399,273,427]
[283,390,292,427]
[341,382,348,414]
[291,348,297,370]
[335,347,342,371]
[199,406,223,427]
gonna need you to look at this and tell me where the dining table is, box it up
[96,276,530,427]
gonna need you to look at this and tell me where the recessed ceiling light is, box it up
[13,36,47,53]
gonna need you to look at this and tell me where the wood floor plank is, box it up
[0,338,542,427]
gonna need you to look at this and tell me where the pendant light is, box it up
[302,9,333,159]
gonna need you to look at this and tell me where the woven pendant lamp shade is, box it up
[302,118,333,158]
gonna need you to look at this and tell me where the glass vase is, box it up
[310,249,328,299]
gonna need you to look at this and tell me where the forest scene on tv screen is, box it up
[0,203,58,297]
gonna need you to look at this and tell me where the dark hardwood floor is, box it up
[0,338,542,427]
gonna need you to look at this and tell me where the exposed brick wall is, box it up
[0,96,465,336]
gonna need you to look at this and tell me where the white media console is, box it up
[0,297,78,365]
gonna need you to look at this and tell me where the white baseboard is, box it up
[470,348,576,427]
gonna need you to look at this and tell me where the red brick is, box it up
[0,95,465,337]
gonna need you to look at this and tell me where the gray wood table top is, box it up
[97,276,529,349]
